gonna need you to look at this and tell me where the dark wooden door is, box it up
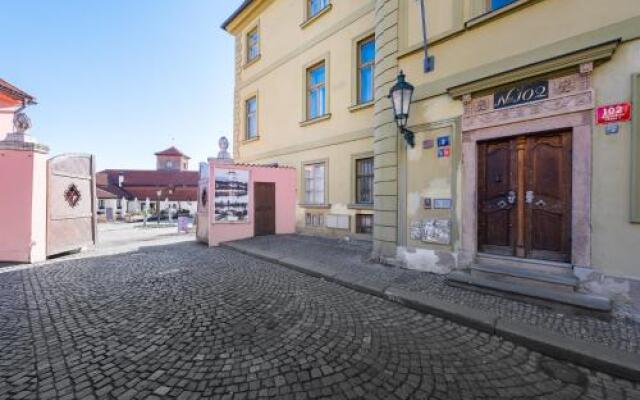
[477,138,518,256]
[525,132,572,262]
[254,182,276,236]
[477,131,572,262]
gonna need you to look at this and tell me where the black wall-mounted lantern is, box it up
[389,70,415,148]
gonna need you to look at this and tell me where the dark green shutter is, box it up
[632,73,640,223]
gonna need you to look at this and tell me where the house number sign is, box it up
[494,80,549,109]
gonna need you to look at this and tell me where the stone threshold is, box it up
[221,240,640,382]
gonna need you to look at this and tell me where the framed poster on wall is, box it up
[214,169,249,223]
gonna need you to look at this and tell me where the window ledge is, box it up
[348,102,373,113]
[300,4,332,29]
[347,203,373,210]
[299,113,331,127]
[299,203,331,209]
[242,136,260,144]
[466,0,538,29]
[243,54,261,69]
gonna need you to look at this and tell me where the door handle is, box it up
[525,190,534,204]
[535,199,546,207]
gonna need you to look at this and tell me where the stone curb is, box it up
[220,242,640,382]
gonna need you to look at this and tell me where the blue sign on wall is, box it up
[437,136,450,147]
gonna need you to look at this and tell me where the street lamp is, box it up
[389,70,416,148]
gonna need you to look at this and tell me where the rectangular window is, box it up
[308,0,329,18]
[246,96,258,139]
[356,214,373,234]
[246,27,259,62]
[304,162,325,204]
[355,157,374,204]
[98,199,105,209]
[490,0,517,10]
[357,37,375,104]
[307,62,326,120]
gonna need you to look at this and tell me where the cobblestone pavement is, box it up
[230,235,640,356]
[1,241,639,399]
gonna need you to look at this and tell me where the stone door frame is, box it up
[458,70,596,268]
[461,110,593,268]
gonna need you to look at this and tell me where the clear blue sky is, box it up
[1,0,242,171]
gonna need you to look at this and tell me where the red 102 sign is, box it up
[596,102,632,124]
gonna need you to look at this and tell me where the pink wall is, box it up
[207,161,296,246]
[0,149,47,262]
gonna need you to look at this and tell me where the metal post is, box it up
[419,0,435,73]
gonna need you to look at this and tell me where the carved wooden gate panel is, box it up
[196,162,210,243]
[47,154,97,257]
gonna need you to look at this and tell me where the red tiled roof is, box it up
[154,146,190,159]
[96,187,118,199]
[97,169,199,187]
[0,78,36,103]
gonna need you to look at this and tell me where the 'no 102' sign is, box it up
[596,102,631,124]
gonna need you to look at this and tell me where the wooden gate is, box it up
[47,154,97,257]
[196,162,210,243]
[254,182,276,236]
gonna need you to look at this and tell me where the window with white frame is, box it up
[357,36,375,104]
[307,62,326,120]
[246,27,259,63]
[304,162,325,204]
[307,0,329,19]
[246,96,258,139]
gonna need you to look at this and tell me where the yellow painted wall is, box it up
[229,0,376,235]
[591,40,640,278]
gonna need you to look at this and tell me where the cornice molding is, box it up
[448,40,619,98]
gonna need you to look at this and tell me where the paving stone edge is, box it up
[221,242,640,382]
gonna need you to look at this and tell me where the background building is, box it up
[223,0,640,315]
[97,147,198,220]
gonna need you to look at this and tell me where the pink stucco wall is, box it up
[0,149,48,262]
[207,161,296,246]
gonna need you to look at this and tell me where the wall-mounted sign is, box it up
[433,198,452,209]
[437,147,451,158]
[409,218,451,245]
[494,80,549,109]
[437,136,450,147]
[423,197,432,209]
[214,169,249,223]
[605,124,620,135]
[422,139,434,149]
[596,102,631,124]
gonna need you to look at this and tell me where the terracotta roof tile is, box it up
[154,146,190,159]
[0,78,35,103]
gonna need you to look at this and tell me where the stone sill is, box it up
[241,136,260,144]
[299,113,331,127]
[243,54,261,69]
[299,203,331,209]
[348,102,373,113]
[347,203,373,210]
[466,0,540,29]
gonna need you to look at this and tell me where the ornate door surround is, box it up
[458,68,594,268]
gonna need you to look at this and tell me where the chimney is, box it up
[118,175,124,187]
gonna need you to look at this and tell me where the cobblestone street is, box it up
[1,237,639,399]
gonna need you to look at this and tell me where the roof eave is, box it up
[221,0,254,31]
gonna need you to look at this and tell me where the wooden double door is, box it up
[477,131,572,262]
[254,182,276,236]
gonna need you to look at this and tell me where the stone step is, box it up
[471,264,578,293]
[447,271,612,312]
[476,253,572,274]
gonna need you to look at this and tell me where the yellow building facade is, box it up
[224,0,640,314]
